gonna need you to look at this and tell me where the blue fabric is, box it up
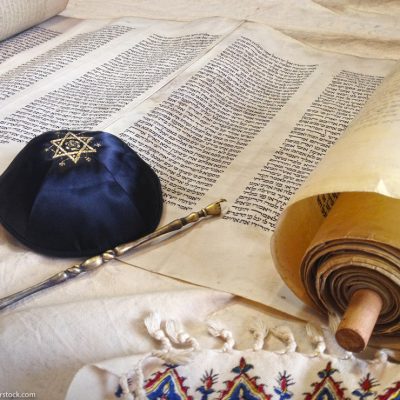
[0,130,163,257]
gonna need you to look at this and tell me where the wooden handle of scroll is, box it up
[335,289,383,353]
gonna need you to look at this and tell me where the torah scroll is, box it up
[272,66,400,351]
[274,192,400,351]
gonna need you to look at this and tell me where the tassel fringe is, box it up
[118,312,393,398]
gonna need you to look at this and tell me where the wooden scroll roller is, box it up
[300,192,400,353]
[273,192,400,353]
[336,289,383,353]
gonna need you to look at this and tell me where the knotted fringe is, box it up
[249,318,268,351]
[119,373,134,400]
[369,349,388,365]
[118,360,147,400]
[306,323,326,356]
[270,325,297,353]
[144,312,172,353]
[119,312,200,399]
[118,312,391,399]
[249,319,328,356]
[207,320,235,352]
[165,319,200,351]
[144,312,197,364]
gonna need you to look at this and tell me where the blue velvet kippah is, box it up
[0,130,163,257]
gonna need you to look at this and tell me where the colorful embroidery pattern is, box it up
[304,362,349,400]
[197,370,218,400]
[217,357,272,400]
[377,381,400,400]
[115,358,400,400]
[352,374,378,399]
[144,365,193,400]
[273,372,294,400]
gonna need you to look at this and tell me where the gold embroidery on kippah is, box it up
[49,132,98,166]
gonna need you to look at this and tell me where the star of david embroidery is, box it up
[48,132,99,166]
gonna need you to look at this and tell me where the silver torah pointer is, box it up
[0,199,226,311]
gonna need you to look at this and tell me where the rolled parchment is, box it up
[273,192,400,351]
[272,61,400,352]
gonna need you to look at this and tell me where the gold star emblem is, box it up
[50,132,97,164]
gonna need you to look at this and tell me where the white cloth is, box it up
[66,311,399,400]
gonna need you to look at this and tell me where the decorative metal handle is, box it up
[0,199,225,311]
